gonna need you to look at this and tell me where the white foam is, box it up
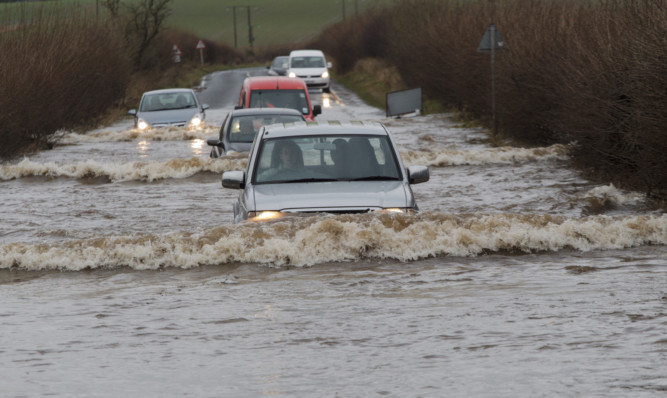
[0,156,247,182]
[2,213,664,270]
[582,183,645,206]
[57,125,219,143]
[400,144,570,166]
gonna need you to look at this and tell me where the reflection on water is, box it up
[190,138,205,156]
[136,140,150,158]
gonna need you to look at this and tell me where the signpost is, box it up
[196,40,206,65]
[477,23,505,135]
[386,88,422,118]
[172,45,182,64]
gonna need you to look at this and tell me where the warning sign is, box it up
[477,24,505,53]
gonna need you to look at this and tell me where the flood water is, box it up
[1,68,665,397]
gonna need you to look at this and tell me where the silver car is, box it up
[267,55,289,76]
[206,108,305,157]
[221,121,429,223]
[128,88,209,130]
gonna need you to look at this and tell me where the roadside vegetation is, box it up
[314,0,666,198]
[0,0,246,157]
[1,0,664,199]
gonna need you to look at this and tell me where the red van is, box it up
[237,76,321,121]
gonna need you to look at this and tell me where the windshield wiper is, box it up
[349,176,400,181]
[274,177,338,184]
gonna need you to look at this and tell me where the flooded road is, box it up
[1,68,665,397]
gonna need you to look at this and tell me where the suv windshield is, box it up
[229,114,304,143]
[253,135,401,184]
[290,56,325,68]
[249,89,309,115]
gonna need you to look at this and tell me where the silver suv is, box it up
[220,121,429,223]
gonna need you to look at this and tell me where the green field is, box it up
[1,0,395,47]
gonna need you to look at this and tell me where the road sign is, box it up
[477,24,507,135]
[477,24,505,52]
[172,44,181,63]
[196,40,206,65]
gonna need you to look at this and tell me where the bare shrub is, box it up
[312,8,390,74]
[313,0,666,195]
[0,7,130,158]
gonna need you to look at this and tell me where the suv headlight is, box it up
[246,211,285,222]
[321,71,329,79]
[288,72,296,78]
[375,208,414,214]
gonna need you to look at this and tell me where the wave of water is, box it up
[2,212,664,271]
[400,144,570,166]
[55,125,219,143]
[579,183,650,215]
[0,156,248,182]
[2,144,569,182]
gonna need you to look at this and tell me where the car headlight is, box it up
[189,114,203,127]
[137,119,149,130]
[321,71,329,79]
[246,211,285,222]
[375,208,414,214]
[288,72,296,78]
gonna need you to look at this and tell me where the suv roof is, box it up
[229,107,304,117]
[243,76,308,90]
[289,49,325,57]
[260,121,388,139]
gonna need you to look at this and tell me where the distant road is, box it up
[193,66,380,123]
[196,67,267,109]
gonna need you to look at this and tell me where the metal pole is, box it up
[491,24,497,135]
[247,6,253,49]
[232,7,238,48]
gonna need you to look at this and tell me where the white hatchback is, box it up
[287,49,332,92]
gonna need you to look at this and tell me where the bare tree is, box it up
[104,0,121,18]
[124,0,172,70]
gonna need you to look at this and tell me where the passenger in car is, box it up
[348,137,379,177]
[331,138,350,177]
[239,119,255,137]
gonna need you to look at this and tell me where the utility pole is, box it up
[230,6,254,48]
[247,6,254,49]
[232,6,239,48]
[342,0,346,20]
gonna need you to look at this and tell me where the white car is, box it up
[128,88,209,130]
[287,49,332,93]
[220,121,429,223]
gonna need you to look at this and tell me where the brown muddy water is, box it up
[1,69,665,397]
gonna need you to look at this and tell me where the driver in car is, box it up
[259,140,303,180]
